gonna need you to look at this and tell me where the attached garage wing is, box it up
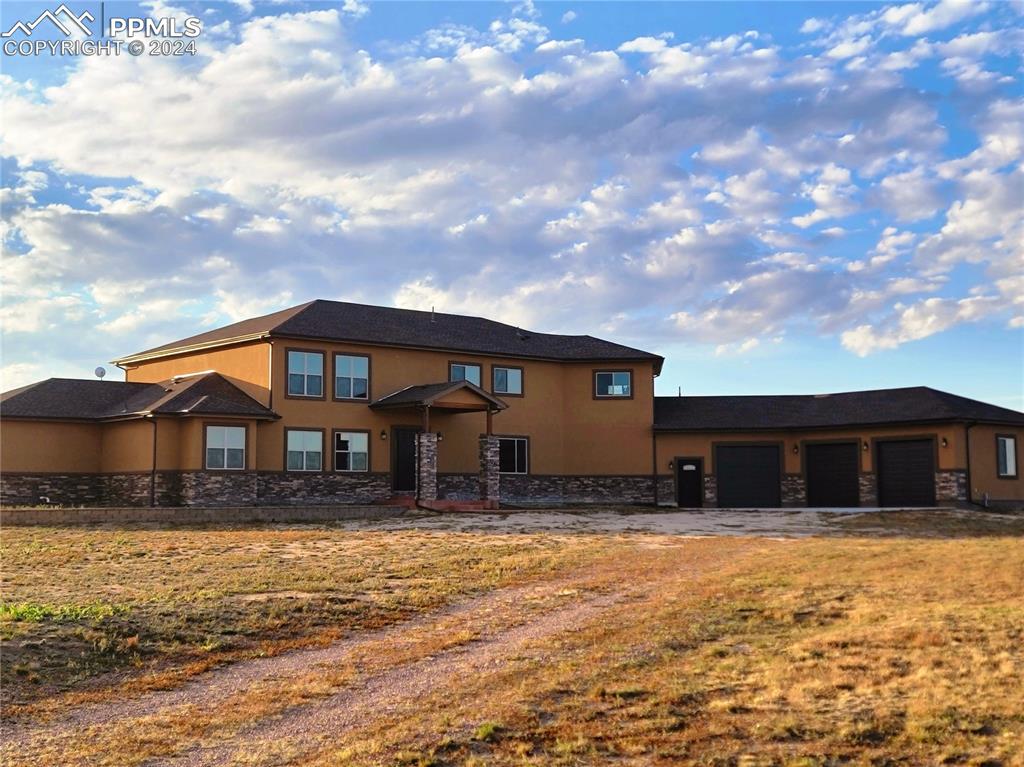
[877,439,936,507]
[805,442,860,508]
[715,444,781,508]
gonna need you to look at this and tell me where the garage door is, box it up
[877,439,935,507]
[716,445,781,508]
[805,443,860,508]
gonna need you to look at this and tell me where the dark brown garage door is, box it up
[877,439,936,507]
[805,442,860,507]
[716,445,781,508]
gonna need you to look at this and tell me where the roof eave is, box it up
[652,416,1024,432]
[268,332,661,368]
[111,332,271,366]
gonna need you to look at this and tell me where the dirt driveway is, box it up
[4,509,1021,766]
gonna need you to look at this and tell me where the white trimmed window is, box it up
[450,362,481,386]
[493,366,523,395]
[997,435,1017,478]
[287,351,324,397]
[335,431,369,472]
[287,430,322,471]
[595,370,631,398]
[498,437,528,474]
[335,355,369,400]
[206,426,245,470]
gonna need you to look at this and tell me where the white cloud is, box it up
[892,0,988,37]
[840,295,999,356]
[341,0,369,18]
[800,18,828,34]
[561,11,577,24]
[0,2,1017,379]
[791,164,858,228]
[876,167,943,221]
[826,36,872,60]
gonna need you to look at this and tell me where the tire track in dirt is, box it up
[3,565,641,765]
[150,588,631,767]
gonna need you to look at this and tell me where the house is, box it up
[2,299,1022,509]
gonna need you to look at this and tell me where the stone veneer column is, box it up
[479,435,500,509]
[782,474,807,507]
[935,470,967,505]
[416,432,438,502]
[858,474,877,506]
[704,475,718,507]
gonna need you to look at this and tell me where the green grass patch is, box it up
[0,602,125,622]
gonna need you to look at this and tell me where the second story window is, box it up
[286,429,322,471]
[449,362,481,386]
[493,366,523,396]
[334,354,369,400]
[287,350,324,397]
[595,370,632,398]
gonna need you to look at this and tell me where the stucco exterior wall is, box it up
[654,423,965,480]
[122,341,271,406]
[967,424,1023,503]
[100,420,158,472]
[1,420,102,473]
[253,338,655,476]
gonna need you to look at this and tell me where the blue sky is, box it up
[1,0,1022,407]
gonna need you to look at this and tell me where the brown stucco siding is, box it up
[100,420,159,473]
[967,424,1023,503]
[258,338,654,476]
[654,423,966,480]
[122,341,271,407]
[654,424,976,507]
[0,421,102,473]
[3,417,262,480]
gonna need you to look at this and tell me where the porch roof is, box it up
[370,381,508,412]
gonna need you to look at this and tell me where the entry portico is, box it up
[370,381,508,508]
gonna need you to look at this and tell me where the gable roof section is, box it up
[371,380,508,411]
[113,299,664,372]
[1,373,277,421]
[654,387,1024,431]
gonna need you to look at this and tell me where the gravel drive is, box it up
[333,507,989,537]
[149,588,630,766]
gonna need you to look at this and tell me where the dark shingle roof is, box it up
[114,299,664,372]
[371,380,508,410]
[654,387,1024,431]
[1,373,277,421]
[1,379,156,420]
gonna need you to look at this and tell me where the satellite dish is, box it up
[94,366,107,380]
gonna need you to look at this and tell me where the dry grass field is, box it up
[2,510,1023,766]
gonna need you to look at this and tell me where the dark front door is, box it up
[877,439,936,507]
[805,442,860,507]
[715,444,782,508]
[392,427,419,492]
[675,458,703,507]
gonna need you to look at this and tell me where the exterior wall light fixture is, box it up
[379,430,387,440]
[862,441,869,451]
[668,460,674,470]
[941,437,948,448]
[792,445,799,454]
[436,431,444,442]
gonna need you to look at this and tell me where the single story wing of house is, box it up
[2,299,1022,510]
